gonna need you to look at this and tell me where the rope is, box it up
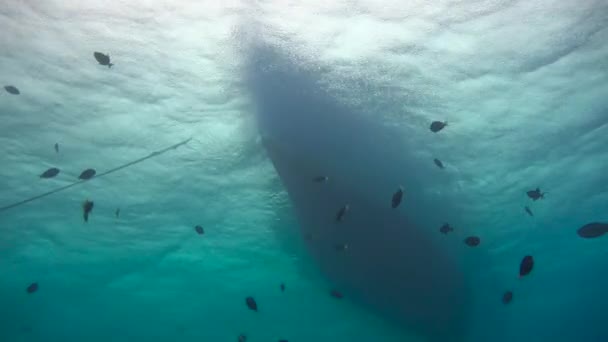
[0,137,192,212]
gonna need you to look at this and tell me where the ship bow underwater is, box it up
[246,44,469,341]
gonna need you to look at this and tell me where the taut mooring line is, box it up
[0,137,192,213]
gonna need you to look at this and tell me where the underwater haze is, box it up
[1,1,608,341]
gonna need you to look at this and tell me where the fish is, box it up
[429,121,447,133]
[524,206,534,216]
[519,255,534,278]
[335,204,349,222]
[280,283,285,292]
[439,223,454,235]
[83,199,94,222]
[334,243,349,252]
[526,188,545,201]
[79,168,96,180]
[313,175,329,182]
[278,340,288,342]
[40,167,60,178]
[194,225,204,235]
[502,291,513,304]
[115,208,120,218]
[433,158,444,169]
[464,236,480,247]
[330,289,343,299]
[238,334,247,342]
[93,52,113,68]
[577,222,608,239]
[26,282,38,294]
[391,186,404,209]
[4,85,20,95]
[245,296,258,312]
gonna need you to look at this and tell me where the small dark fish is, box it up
[524,206,533,217]
[439,223,454,235]
[54,143,59,153]
[78,168,96,180]
[313,175,329,182]
[115,208,120,218]
[526,188,545,201]
[26,282,38,294]
[238,334,247,342]
[577,222,608,239]
[83,199,94,222]
[391,186,404,209]
[4,85,20,95]
[519,255,534,278]
[245,296,258,312]
[304,232,314,241]
[335,204,349,222]
[464,236,480,247]
[278,340,288,342]
[280,283,285,292]
[330,289,343,299]
[430,121,448,133]
[502,291,513,304]
[40,167,60,178]
[333,243,349,252]
[94,52,113,68]
[433,158,444,169]
[194,225,204,235]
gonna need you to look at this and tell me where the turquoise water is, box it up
[1,2,608,341]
